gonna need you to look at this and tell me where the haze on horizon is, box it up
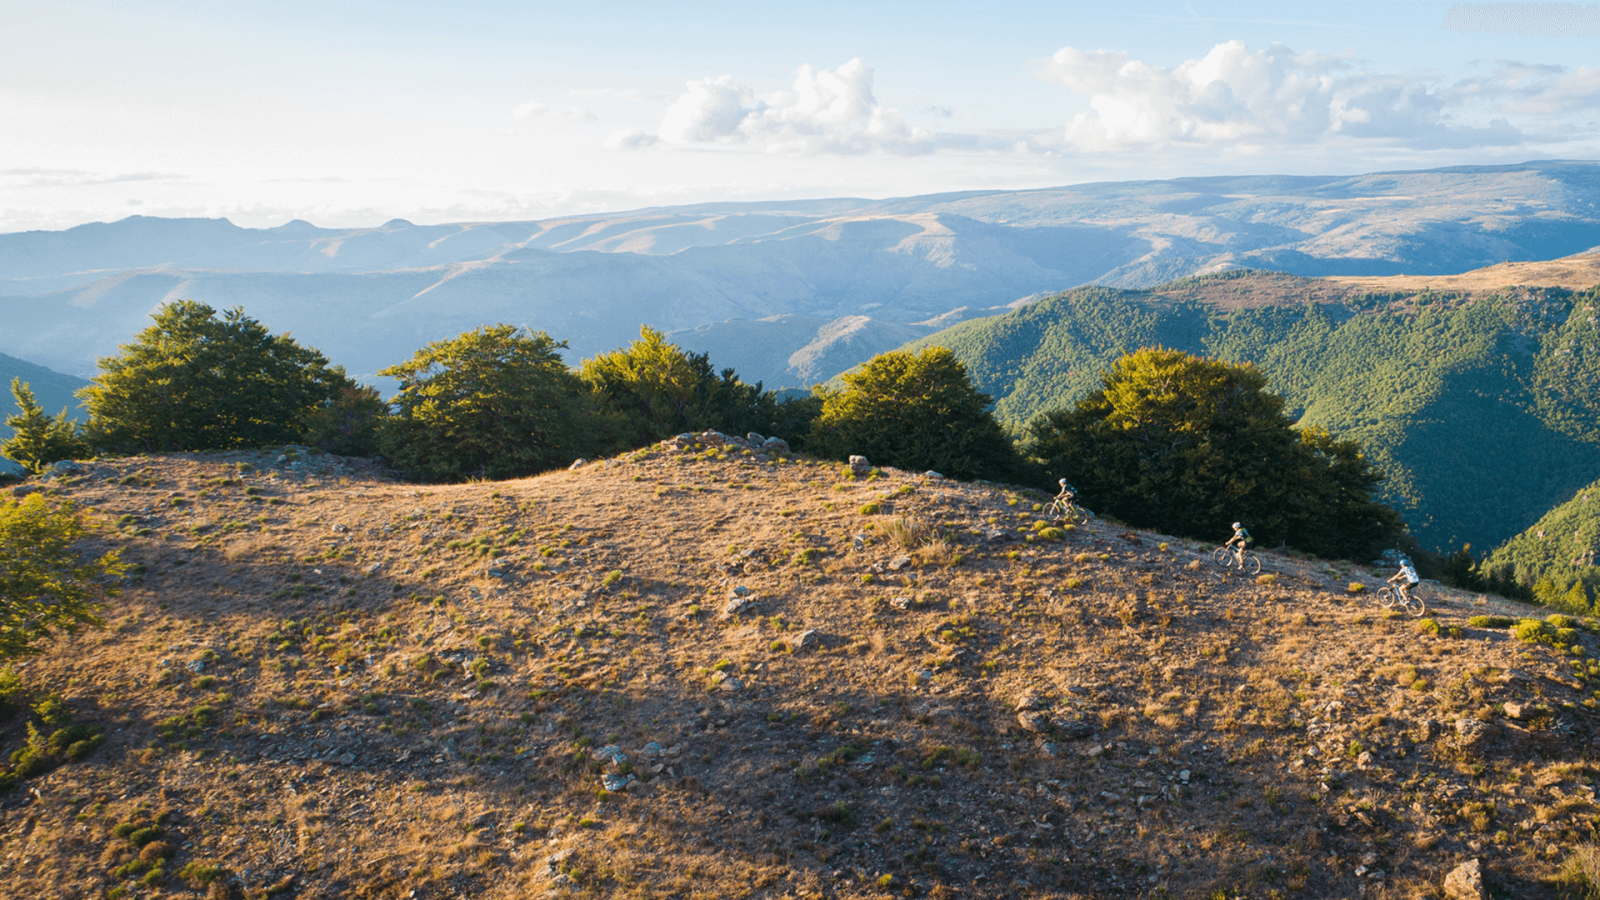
[3,0,1599,234]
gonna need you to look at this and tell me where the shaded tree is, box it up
[807,347,1022,481]
[378,324,595,481]
[2,379,88,473]
[0,494,125,659]
[1029,347,1401,558]
[79,301,355,452]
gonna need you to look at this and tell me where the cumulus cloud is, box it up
[513,101,600,124]
[624,59,934,155]
[603,129,658,150]
[1034,40,1588,151]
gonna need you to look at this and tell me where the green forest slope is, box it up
[1482,477,1600,606]
[899,274,1600,554]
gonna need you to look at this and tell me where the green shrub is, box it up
[1468,615,1516,628]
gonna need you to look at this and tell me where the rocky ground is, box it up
[0,439,1597,899]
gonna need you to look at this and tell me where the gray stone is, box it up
[731,585,751,597]
[746,432,766,445]
[1051,718,1096,740]
[762,437,790,453]
[723,596,755,617]
[1014,694,1044,712]
[699,431,727,447]
[0,456,26,481]
[717,675,743,692]
[1503,701,1529,720]
[923,470,944,479]
[1017,711,1049,733]
[889,596,911,610]
[601,773,633,792]
[1443,858,1486,900]
[849,455,871,476]
[793,629,820,651]
[592,745,627,766]
[51,459,84,475]
[888,555,913,571]
[1455,717,1492,749]
[567,458,589,470]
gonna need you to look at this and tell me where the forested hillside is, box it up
[1483,478,1600,606]
[901,272,1600,554]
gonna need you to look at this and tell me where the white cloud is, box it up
[634,59,935,156]
[603,129,658,150]
[1035,40,1578,152]
[512,101,600,124]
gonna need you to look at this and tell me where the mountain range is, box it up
[4,160,1600,389]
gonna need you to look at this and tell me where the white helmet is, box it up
[1059,478,1068,486]
[1232,522,1241,530]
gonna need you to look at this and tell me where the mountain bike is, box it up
[1211,544,1262,576]
[1048,494,1091,526]
[1377,583,1427,617]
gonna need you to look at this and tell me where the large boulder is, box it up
[0,456,27,482]
[848,455,870,476]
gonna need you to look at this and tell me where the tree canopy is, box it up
[1028,347,1401,558]
[0,494,124,659]
[78,301,354,453]
[807,347,1021,481]
[2,379,88,473]
[579,326,783,448]
[378,324,596,481]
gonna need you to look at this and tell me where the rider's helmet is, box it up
[1231,521,1241,530]
[1059,478,1067,486]
[1400,556,1412,566]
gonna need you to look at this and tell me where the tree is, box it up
[579,326,782,448]
[78,301,355,453]
[0,494,125,659]
[806,347,1022,481]
[1028,347,1401,558]
[2,379,88,473]
[378,324,596,481]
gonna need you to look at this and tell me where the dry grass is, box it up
[0,445,1594,899]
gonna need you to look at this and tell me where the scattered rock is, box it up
[1454,717,1492,749]
[186,659,206,673]
[849,455,871,476]
[888,555,913,571]
[592,745,627,766]
[331,522,349,533]
[1443,858,1486,900]
[10,483,41,497]
[923,471,944,479]
[723,596,755,617]
[792,629,820,652]
[699,431,727,447]
[1014,695,1044,712]
[1356,750,1374,769]
[567,458,589,470]
[762,437,790,454]
[51,459,84,475]
[1050,718,1095,740]
[1017,711,1049,733]
[601,773,634,792]
[1185,559,1203,571]
[730,585,751,597]
[717,675,743,692]
[889,596,911,610]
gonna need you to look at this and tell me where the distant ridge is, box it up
[0,353,88,441]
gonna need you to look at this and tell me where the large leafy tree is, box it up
[1029,347,1400,558]
[378,324,595,481]
[2,379,88,473]
[0,494,125,659]
[79,301,355,453]
[807,347,1021,481]
[580,326,784,448]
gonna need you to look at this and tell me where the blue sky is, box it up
[3,0,1597,230]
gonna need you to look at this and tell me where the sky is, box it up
[2,0,1598,232]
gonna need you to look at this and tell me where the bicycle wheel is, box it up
[1243,554,1262,576]
[1404,590,1427,617]
[1377,586,1398,609]
[1068,506,1089,526]
[1211,546,1231,567]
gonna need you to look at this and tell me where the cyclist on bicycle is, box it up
[1224,522,1251,564]
[1388,556,1421,605]
[1055,479,1076,503]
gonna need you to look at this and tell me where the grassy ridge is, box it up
[901,277,1600,555]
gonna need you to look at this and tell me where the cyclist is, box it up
[1055,479,1076,504]
[1388,555,1421,605]
[1224,522,1252,565]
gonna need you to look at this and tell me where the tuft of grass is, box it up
[1347,582,1366,594]
[601,570,623,586]
[858,502,882,516]
[1469,615,1516,628]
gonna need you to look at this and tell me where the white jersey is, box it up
[1399,562,1419,585]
